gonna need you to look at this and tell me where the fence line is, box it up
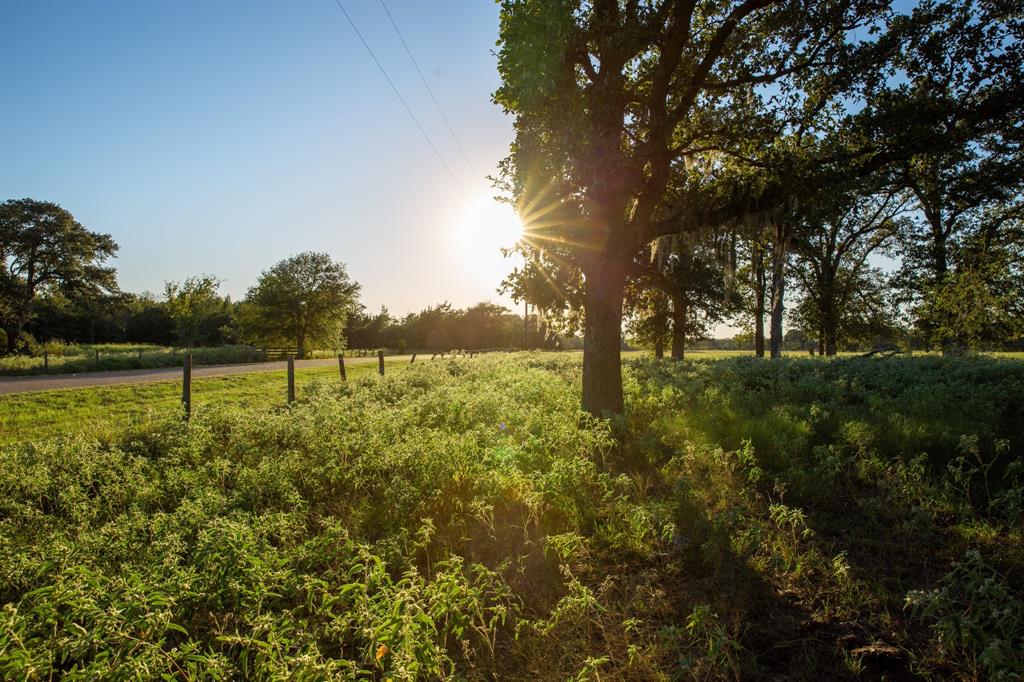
[177,346,514,417]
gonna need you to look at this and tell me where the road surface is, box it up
[0,355,413,395]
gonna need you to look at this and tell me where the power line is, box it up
[379,0,486,192]
[333,0,469,199]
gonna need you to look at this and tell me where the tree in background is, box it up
[659,235,737,360]
[625,283,671,358]
[0,199,118,353]
[241,252,359,358]
[790,191,908,355]
[630,234,737,359]
[345,306,398,350]
[456,302,520,349]
[164,276,232,348]
[732,236,769,356]
[913,206,1024,349]
[856,1,1024,350]
[124,293,176,345]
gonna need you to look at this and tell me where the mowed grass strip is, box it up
[0,359,408,445]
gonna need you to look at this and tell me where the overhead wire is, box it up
[379,0,486,192]
[333,0,470,199]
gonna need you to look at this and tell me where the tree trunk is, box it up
[654,339,664,358]
[4,326,19,354]
[581,262,626,417]
[769,225,787,359]
[753,243,766,357]
[671,296,686,360]
[818,326,825,356]
[822,309,838,357]
[297,334,306,359]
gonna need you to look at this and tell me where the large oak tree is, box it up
[0,199,118,354]
[495,0,892,416]
[241,252,360,358]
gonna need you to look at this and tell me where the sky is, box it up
[1,0,519,317]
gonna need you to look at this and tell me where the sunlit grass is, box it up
[1,352,1021,679]
[0,359,407,444]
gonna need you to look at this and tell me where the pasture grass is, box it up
[0,360,407,445]
[1,353,1022,679]
[0,343,400,377]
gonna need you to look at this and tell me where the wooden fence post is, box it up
[378,350,385,376]
[338,354,347,381]
[138,348,143,359]
[43,351,48,371]
[95,349,100,366]
[182,353,192,420]
[410,353,416,364]
[287,355,295,403]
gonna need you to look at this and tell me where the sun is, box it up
[452,196,523,280]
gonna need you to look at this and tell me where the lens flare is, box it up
[452,196,523,281]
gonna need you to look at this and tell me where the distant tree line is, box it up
[0,199,565,357]
[345,301,565,353]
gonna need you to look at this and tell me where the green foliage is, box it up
[918,253,1024,350]
[0,199,118,353]
[241,252,359,357]
[164,276,233,348]
[906,550,1024,679]
[0,353,1021,679]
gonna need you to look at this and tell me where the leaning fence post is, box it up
[378,350,385,376]
[338,353,347,381]
[182,353,192,420]
[410,353,416,364]
[287,355,295,403]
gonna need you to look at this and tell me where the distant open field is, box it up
[1,352,1022,679]
[0,343,399,377]
[0,357,409,445]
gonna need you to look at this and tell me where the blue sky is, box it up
[1,0,515,315]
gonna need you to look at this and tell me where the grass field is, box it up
[0,359,409,445]
[1,353,1022,679]
[0,343,404,377]
[1,352,542,446]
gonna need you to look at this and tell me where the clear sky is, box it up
[1,0,518,317]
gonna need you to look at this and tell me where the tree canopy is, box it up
[495,0,897,414]
[241,252,360,357]
[0,199,118,353]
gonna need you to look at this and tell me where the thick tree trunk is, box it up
[825,336,837,356]
[297,334,306,359]
[654,339,664,358]
[769,226,787,359]
[753,244,766,357]
[581,262,626,417]
[822,310,838,357]
[671,296,686,360]
[4,326,19,354]
[818,326,825,356]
